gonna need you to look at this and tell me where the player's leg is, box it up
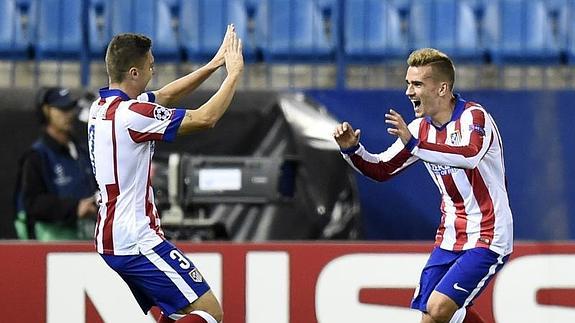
[421,291,459,323]
[427,248,509,323]
[412,248,459,322]
[145,240,222,322]
[157,290,222,323]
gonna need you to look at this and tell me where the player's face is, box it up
[136,51,155,91]
[405,65,443,118]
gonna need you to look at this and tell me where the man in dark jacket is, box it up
[15,87,98,240]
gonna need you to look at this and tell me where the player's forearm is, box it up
[155,63,220,106]
[411,142,485,169]
[343,143,416,182]
[177,73,240,135]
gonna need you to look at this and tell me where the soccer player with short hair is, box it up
[333,48,513,323]
[88,25,243,323]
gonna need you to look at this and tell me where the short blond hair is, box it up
[407,48,455,91]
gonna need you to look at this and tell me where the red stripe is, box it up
[469,109,485,148]
[145,161,156,230]
[350,149,412,181]
[465,101,480,110]
[94,208,102,249]
[435,199,447,247]
[129,102,156,117]
[442,174,468,250]
[419,120,430,143]
[436,128,447,144]
[105,97,122,120]
[465,168,495,248]
[103,183,119,253]
[102,99,122,253]
[128,128,163,143]
[419,140,481,157]
[455,118,461,133]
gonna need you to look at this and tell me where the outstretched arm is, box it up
[333,121,418,182]
[177,28,244,135]
[386,108,492,169]
[153,24,235,107]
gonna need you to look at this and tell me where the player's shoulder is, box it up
[463,101,487,113]
[408,117,424,127]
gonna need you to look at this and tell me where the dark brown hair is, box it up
[105,33,152,83]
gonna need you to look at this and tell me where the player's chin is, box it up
[414,111,424,118]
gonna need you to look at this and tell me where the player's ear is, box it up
[129,67,138,79]
[438,82,448,97]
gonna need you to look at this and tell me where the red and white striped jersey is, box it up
[88,88,185,255]
[343,95,513,256]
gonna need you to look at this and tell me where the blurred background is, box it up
[1,0,574,242]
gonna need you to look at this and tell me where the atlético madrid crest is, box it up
[450,130,461,145]
[189,268,203,283]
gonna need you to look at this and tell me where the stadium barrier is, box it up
[1,242,574,323]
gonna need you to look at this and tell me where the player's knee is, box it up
[208,306,223,323]
[179,290,223,322]
[426,301,456,323]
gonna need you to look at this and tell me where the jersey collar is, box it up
[425,93,465,130]
[99,87,131,101]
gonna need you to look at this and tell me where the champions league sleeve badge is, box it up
[153,106,172,121]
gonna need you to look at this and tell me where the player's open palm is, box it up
[333,122,361,149]
[225,30,244,77]
[212,24,234,67]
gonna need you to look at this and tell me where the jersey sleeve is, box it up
[122,101,185,143]
[409,107,492,169]
[341,120,421,182]
[136,91,156,103]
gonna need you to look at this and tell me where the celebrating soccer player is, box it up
[333,48,513,323]
[88,25,243,323]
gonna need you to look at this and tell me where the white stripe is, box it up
[144,249,199,303]
[451,170,482,249]
[427,126,437,143]
[192,310,217,323]
[463,253,504,307]
[440,192,457,250]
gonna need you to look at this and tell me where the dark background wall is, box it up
[0,89,279,239]
[308,89,575,240]
[1,89,573,241]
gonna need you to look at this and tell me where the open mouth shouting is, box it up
[411,99,422,116]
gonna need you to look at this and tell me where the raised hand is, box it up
[333,121,361,149]
[385,109,412,145]
[210,24,234,68]
[224,28,244,77]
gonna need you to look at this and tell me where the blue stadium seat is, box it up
[343,0,411,62]
[567,0,575,63]
[486,0,569,64]
[419,0,487,63]
[257,0,336,62]
[180,0,256,62]
[0,0,35,59]
[87,0,109,58]
[108,0,180,61]
[35,0,83,59]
